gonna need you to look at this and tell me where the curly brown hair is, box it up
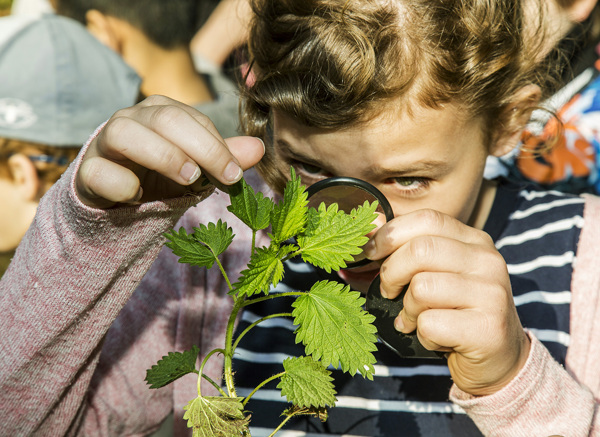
[0,138,80,198]
[240,0,551,191]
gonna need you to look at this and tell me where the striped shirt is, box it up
[230,179,584,437]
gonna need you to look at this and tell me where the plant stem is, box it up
[268,414,295,437]
[201,372,228,397]
[242,291,305,307]
[243,371,285,406]
[198,348,226,397]
[233,313,292,351]
[214,256,233,291]
[251,230,257,256]
[223,297,246,397]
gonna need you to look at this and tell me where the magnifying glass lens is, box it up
[307,185,387,264]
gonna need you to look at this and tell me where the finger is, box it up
[378,235,503,299]
[96,116,208,186]
[77,156,142,207]
[112,105,248,186]
[413,308,478,352]
[397,272,501,333]
[364,209,493,261]
[135,95,225,139]
[225,136,265,171]
[203,136,266,193]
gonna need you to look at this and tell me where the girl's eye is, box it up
[297,162,326,175]
[290,161,331,180]
[389,177,430,193]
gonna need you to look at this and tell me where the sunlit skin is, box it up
[76,95,530,397]
[271,106,496,291]
[270,104,530,396]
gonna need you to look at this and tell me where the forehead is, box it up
[272,103,485,167]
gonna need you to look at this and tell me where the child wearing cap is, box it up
[0,13,140,274]
[2,0,600,436]
[55,0,243,139]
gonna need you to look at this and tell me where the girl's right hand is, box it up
[75,95,265,209]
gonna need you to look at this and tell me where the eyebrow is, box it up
[276,139,327,168]
[370,160,452,178]
[276,138,452,178]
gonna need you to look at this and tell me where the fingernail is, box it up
[394,314,405,332]
[181,162,201,184]
[363,239,376,258]
[223,161,243,183]
[256,137,266,155]
[133,186,143,202]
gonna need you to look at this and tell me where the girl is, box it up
[1,0,598,436]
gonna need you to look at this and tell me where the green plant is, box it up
[145,169,379,436]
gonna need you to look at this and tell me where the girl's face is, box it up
[271,103,500,291]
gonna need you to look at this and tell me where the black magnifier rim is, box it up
[306,176,394,268]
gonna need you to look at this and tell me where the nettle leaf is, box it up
[227,177,274,231]
[278,356,336,408]
[193,220,234,258]
[297,201,378,272]
[234,244,298,297]
[292,281,378,379]
[145,345,199,389]
[183,396,249,437]
[164,220,233,269]
[270,169,308,243]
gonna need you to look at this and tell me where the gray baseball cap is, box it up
[0,14,141,146]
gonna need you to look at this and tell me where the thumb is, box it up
[225,136,265,171]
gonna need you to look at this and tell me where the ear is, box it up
[85,9,122,53]
[7,154,40,202]
[565,0,598,23]
[489,84,542,157]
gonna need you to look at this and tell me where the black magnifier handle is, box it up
[366,275,444,359]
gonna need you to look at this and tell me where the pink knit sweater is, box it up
[1,138,599,436]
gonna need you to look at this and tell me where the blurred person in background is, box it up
[0,13,140,275]
[190,0,251,68]
[55,0,242,139]
[487,0,600,194]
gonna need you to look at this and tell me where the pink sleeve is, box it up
[0,128,212,436]
[449,193,600,436]
[450,333,596,436]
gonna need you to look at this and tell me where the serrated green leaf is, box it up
[297,201,378,272]
[292,281,378,379]
[164,221,233,269]
[145,346,199,389]
[227,177,274,231]
[270,169,309,243]
[233,244,298,297]
[192,219,234,258]
[183,396,249,437]
[278,356,336,408]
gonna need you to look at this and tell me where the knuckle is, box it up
[151,146,181,172]
[102,116,131,148]
[416,209,446,232]
[409,273,433,305]
[143,94,173,106]
[408,235,436,261]
[415,311,437,340]
[150,104,185,127]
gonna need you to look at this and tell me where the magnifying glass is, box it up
[306,176,443,359]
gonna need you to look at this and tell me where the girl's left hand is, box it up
[363,208,530,397]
